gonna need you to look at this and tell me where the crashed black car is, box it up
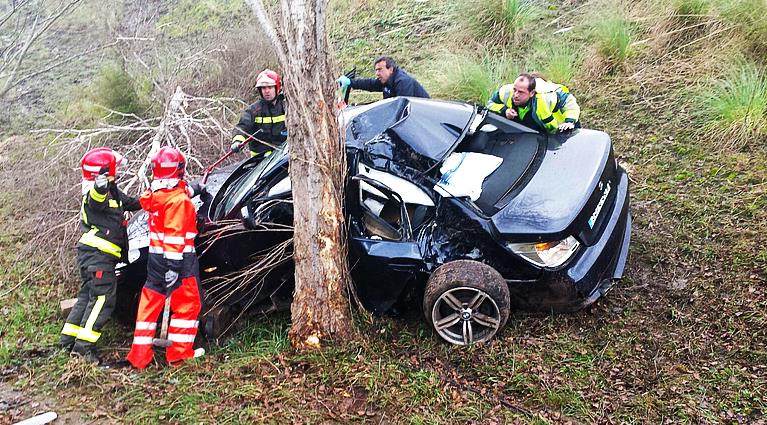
[117,97,631,346]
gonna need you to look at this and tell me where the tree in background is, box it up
[244,0,353,348]
[0,0,84,100]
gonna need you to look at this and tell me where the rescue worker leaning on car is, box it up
[487,73,580,133]
[230,69,287,159]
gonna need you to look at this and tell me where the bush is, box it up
[93,62,147,118]
[693,62,767,149]
[426,53,518,104]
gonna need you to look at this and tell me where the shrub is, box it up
[693,62,767,149]
[426,53,518,104]
[93,62,146,117]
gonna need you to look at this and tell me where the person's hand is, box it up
[164,270,179,290]
[188,181,206,198]
[505,109,518,120]
[230,142,243,153]
[558,122,575,132]
[337,75,351,89]
[94,173,109,190]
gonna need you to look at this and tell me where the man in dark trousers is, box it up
[231,69,287,158]
[60,148,141,364]
[337,56,430,99]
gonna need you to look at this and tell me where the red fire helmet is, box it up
[256,69,281,93]
[81,147,122,180]
[151,146,186,180]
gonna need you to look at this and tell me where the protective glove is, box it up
[187,181,206,198]
[94,173,109,190]
[278,130,288,142]
[230,141,243,153]
[337,75,351,89]
[164,270,179,291]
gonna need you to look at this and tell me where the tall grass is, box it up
[591,9,635,66]
[714,0,767,58]
[457,0,543,45]
[694,62,767,149]
[426,53,518,104]
[530,40,582,84]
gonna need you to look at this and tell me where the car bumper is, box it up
[508,168,631,312]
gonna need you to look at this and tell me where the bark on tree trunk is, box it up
[246,0,353,348]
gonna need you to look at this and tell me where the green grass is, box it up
[714,0,767,57]
[456,0,544,45]
[529,39,582,84]
[693,62,767,150]
[426,53,518,103]
[590,8,635,66]
[156,0,248,38]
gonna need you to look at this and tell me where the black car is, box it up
[117,97,632,346]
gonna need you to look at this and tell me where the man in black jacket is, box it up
[337,56,429,99]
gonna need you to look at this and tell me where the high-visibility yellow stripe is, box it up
[79,228,121,258]
[76,294,105,343]
[233,134,247,143]
[250,150,273,158]
[89,187,107,203]
[108,199,119,208]
[84,295,105,330]
[76,327,102,343]
[61,322,82,337]
[253,115,286,124]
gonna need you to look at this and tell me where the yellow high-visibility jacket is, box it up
[487,78,580,133]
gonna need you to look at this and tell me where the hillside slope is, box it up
[1,0,765,423]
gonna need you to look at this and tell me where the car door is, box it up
[348,175,425,314]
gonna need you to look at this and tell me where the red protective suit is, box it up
[127,181,202,368]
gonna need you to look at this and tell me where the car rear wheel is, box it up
[423,260,510,345]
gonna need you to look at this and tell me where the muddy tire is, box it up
[423,260,510,345]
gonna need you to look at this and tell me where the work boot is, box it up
[169,348,205,367]
[70,348,101,365]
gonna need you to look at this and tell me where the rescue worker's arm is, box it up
[118,190,142,212]
[350,77,384,93]
[486,85,513,117]
[231,107,256,145]
[160,196,195,274]
[558,91,580,124]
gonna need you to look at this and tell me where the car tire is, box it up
[423,260,510,345]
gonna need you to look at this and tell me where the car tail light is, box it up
[507,236,580,268]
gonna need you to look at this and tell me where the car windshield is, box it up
[215,142,288,218]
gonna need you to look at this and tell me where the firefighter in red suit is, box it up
[127,147,205,368]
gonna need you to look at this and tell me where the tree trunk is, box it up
[246,0,353,348]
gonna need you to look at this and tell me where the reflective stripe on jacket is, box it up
[78,185,140,259]
[232,95,287,154]
[139,181,199,283]
[487,78,580,133]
